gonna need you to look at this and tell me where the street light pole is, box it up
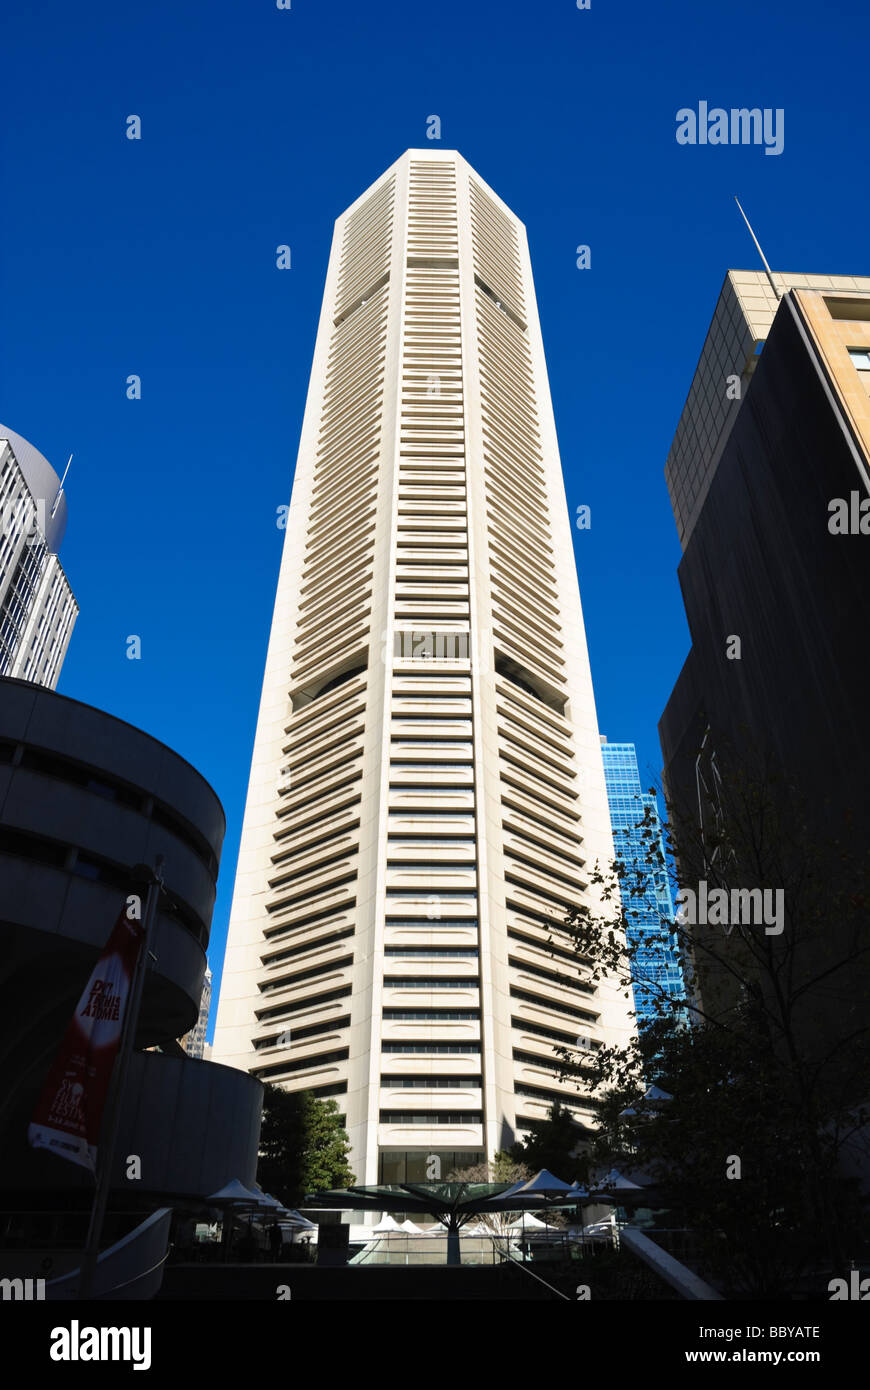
[78,859,164,1299]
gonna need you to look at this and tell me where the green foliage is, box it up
[448,1153,531,1185]
[550,752,870,1292]
[592,1011,864,1295]
[257,1085,354,1206]
[507,1103,590,1184]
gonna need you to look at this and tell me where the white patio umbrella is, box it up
[507,1211,553,1231]
[495,1178,528,1199]
[206,1179,262,1205]
[488,1173,574,1250]
[620,1083,675,1117]
[246,1184,289,1210]
[257,1192,287,1210]
[510,1169,577,1196]
[597,1168,643,1190]
[281,1209,316,1230]
[373,1213,403,1232]
[206,1180,264,1259]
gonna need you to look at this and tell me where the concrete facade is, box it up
[664,271,870,550]
[181,967,212,1060]
[0,426,77,689]
[0,676,261,1199]
[214,150,634,1185]
[659,281,870,1053]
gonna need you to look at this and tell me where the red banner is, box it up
[28,900,145,1172]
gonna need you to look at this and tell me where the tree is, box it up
[447,1154,531,1236]
[551,751,870,1290]
[591,1011,865,1295]
[257,1085,354,1206]
[448,1152,530,1185]
[507,1102,590,1184]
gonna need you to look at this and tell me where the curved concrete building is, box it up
[0,425,77,688]
[0,676,262,1207]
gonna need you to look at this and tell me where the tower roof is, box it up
[0,423,68,552]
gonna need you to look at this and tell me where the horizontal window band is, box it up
[256,985,352,1022]
[252,1048,349,1079]
[510,987,598,1023]
[262,927,355,967]
[383,978,479,989]
[380,1076,482,1088]
[254,1015,351,1049]
[382,1009,479,1020]
[379,1112,483,1125]
[510,1015,580,1046]
[509,957,595,996]
[384,947,479,958]
[260,955,354,994]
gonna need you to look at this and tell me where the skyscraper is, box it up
[659,269,870,1048]
[214,150,634,1185]
[600,737,686,1029]
[182,967,212,1061]
[664,270,870,552]
[0,425,77,689]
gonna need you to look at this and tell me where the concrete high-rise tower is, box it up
[214,150,634,1185]
[0,425,77,689]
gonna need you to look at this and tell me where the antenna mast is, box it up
[734,197,781,301]
[50,453,72,518]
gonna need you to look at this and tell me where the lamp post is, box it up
[78,859,164,1299]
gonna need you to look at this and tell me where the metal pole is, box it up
[79,860,164,1298]
[446,1217,460,1266]
[734,196,781,301]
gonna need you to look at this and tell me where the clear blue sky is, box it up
[3,0,867,1030]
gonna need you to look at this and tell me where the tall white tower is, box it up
[0,425,77,689]
[214,151,633,1185]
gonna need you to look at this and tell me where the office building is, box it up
[214,150,635,1185]
[600,738,686,1028]
[659,269,870,1047]
[0,677,262,1296]
[0,425,77,688]
[182,967,212,1060]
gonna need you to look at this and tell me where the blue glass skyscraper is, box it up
[600,737,687,1029]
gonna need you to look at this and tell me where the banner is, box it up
[28,899,145,1172]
